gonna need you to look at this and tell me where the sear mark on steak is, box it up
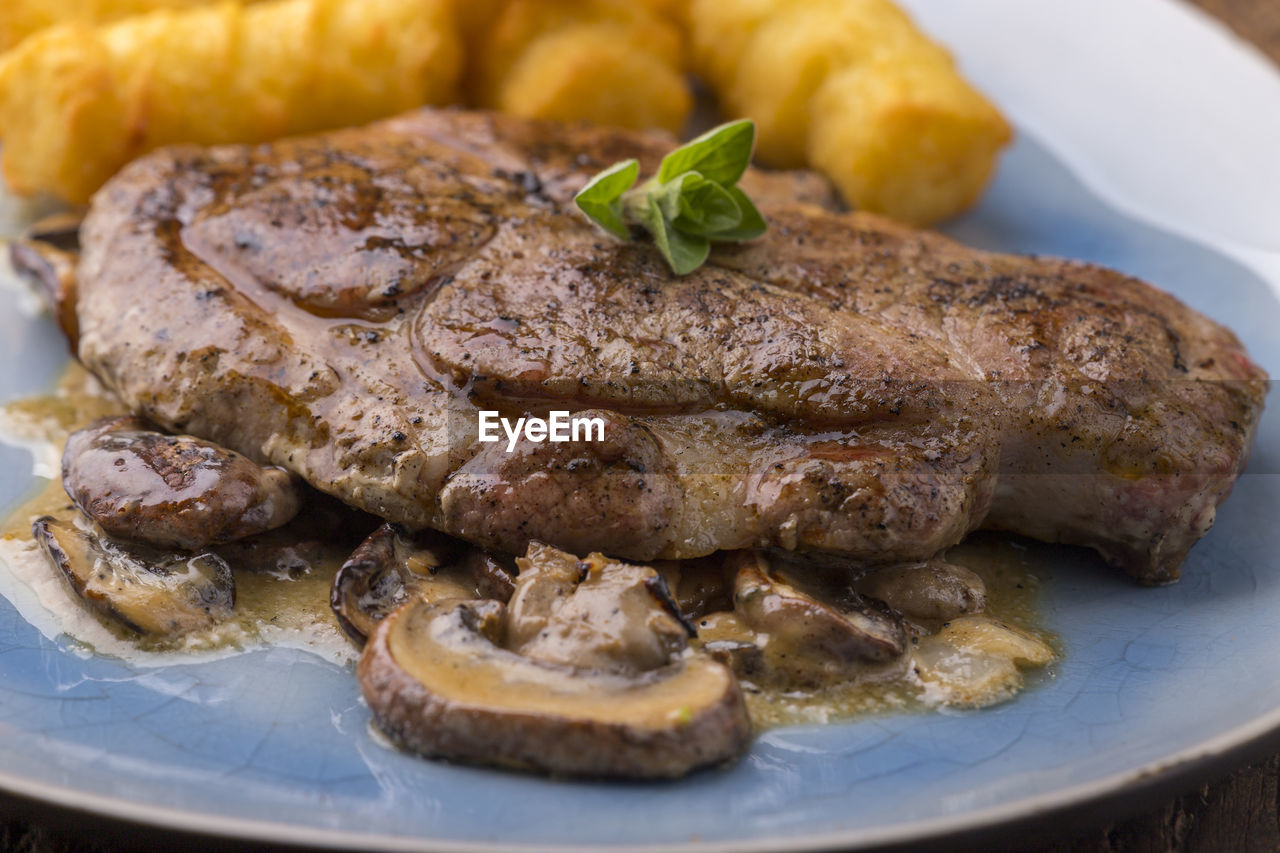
[182,159,502,322]
[73,108,1268,583]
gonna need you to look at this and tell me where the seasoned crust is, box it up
[75,107,1267,582]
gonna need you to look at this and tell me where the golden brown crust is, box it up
[0,0,461,202]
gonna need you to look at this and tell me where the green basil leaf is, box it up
[675,177,742,235]
[707,185,767,242]
[574,158,639,240]
[638,197,711,275]
[657,119,756,186]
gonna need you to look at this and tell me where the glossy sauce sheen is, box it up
[73,109,1265,585]
[0,365,356,666]
[0,365,1054,723]
[725,536,1053,727]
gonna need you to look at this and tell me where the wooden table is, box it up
[1195,0,1280,66]
[3,1,1279,851]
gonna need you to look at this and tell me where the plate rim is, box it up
[4,703,1280,853]
[4,0,1280,848]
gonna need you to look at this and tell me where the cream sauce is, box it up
[0,364,357,667]
[0,364,1056,724]
[723,536,1057,728]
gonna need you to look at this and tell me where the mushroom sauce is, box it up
[0,365,358,666]
[0,364,1057,728]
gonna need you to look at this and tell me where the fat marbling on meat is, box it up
[71,108,1267,584]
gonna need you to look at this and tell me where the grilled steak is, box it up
[71,108,1267,583]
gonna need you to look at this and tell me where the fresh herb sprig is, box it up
[574,119,767,275]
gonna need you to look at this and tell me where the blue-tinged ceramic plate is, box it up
[2,0,1279,849]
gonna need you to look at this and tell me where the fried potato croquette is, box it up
[462,0,691,133]
[688,0,1011,225]
[635,0,688,26]
[808,53,1012,227]
[0,0,220,53]
[0,0,461,203]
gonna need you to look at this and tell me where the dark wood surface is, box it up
[1192,0,1280,64]
[3,1,1280,851]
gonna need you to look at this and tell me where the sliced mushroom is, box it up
[856,559,987,622]
[215,490,381,578]
[730,552,907,685]
[25,212,84,250]
[358,596,750,778]
[655,555,734,620]
[9,214,82,350]
[507,542,693,676]
[911,616,1055,707]
[694,611,768,682]
[33,512,235,638]
[465,550,518,602]
[62,416,302,551]
[329,523,514,644]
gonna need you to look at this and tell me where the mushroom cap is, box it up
[911,615,1055,707]
[33,512,234,638]
[9,228,80,350]
[507,542,692,675]
[62,416,302,551]
[856,559,987,622]
[330,523,514,645]
[729,552,907,686]
[654,555,734,620]
[358,597,751,778]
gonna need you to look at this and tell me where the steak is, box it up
[71,108,1267,583]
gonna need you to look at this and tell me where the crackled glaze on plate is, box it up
[1,0,1278,849]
